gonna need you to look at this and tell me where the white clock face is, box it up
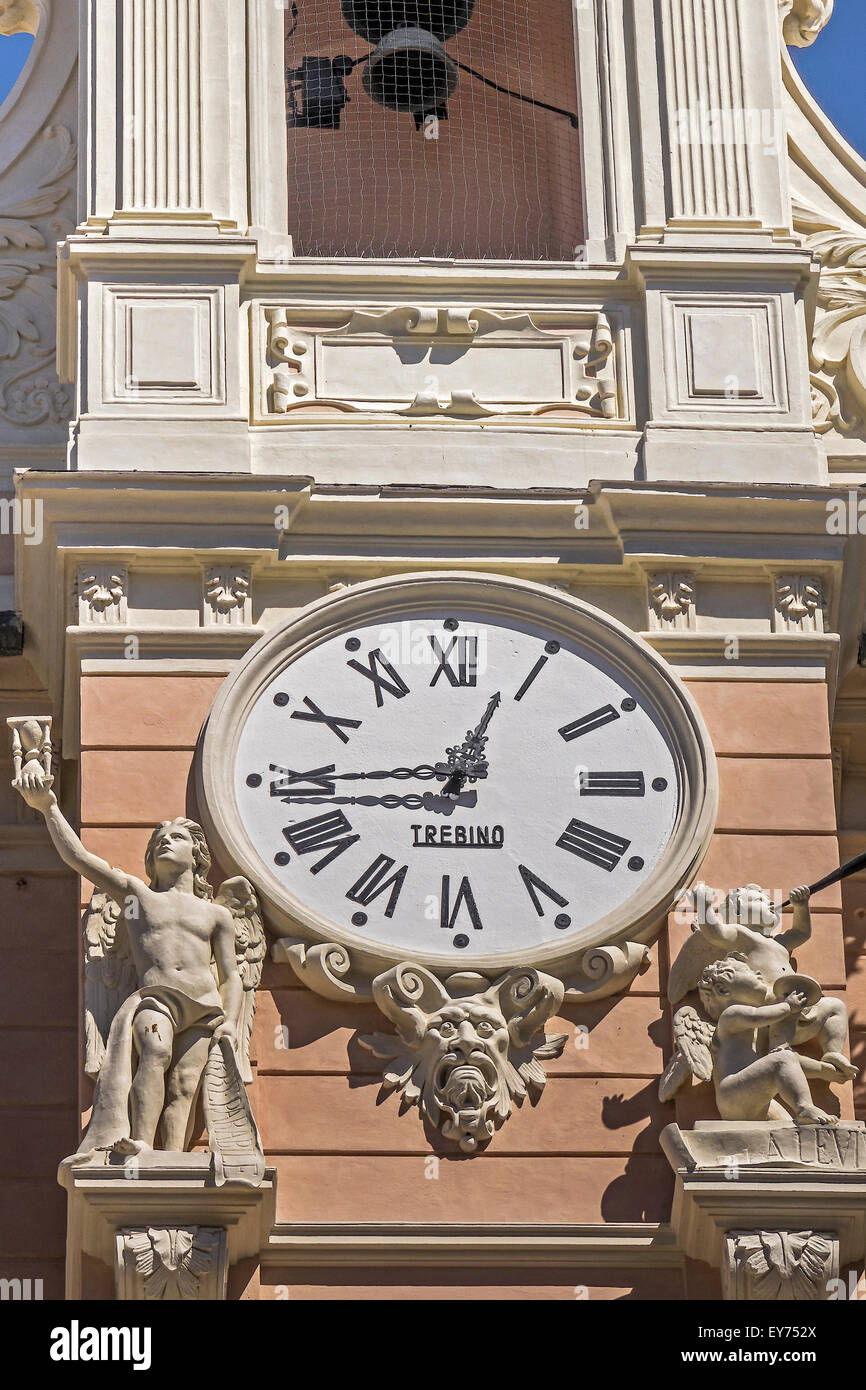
[233,608,681,959]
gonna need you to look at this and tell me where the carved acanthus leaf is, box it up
[725,1230,837,1302]
[795,205,866,439]
[117,1227,227,1302]
[0,124,75,429]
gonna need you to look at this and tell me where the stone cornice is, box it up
[262,1222,681,1270]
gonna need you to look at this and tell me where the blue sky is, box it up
[0,9,863,151]
[0,32,33,105]
[790,0,866,154]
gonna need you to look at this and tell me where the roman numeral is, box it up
[430,635,478,687]
[283,810,360,873]
[270,764,337,800]
[518,865,569,917]
[557,818,631,872]
[514,656,548,702]
[347,649,410,707]
[579,772,645,797]
[559,705,620,742]
[290,697,362,744]
[347,854,408,918]
[440,875,483,931]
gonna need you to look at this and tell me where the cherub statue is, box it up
[11,719,266,1181]
[681,954,841,1125]
[664,882,856,1087]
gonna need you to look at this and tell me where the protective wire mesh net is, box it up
[284,1,584,260]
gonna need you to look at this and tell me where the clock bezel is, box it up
[196,572,718,982]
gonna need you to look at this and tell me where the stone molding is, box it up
[262,1222,682,1270]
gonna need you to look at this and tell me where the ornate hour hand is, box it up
[437,692,502,802]
[269,764,443,801]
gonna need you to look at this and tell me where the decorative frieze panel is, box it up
[261,304,627,425]
[116,1226,228,1301]
[723,1230,838,1302]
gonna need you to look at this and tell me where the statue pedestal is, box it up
[59,1152,277,1300]
[662,1121,866,1300]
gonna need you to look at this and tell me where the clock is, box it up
[198,573,717,984]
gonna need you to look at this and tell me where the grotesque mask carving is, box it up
[361,964,567,1153]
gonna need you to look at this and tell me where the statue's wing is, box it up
[82,891,136,1081]
[215,876,266,1085]
[667,928,721,1005]
[658,1006,715,1102]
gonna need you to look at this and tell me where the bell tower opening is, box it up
[284,0,584,260]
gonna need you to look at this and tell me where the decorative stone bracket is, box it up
[723,1229,838,1302]
[116,1226,228,1301]
[60,1152,276,1301]
[662,1121,866,1301]
[261,304,623,424]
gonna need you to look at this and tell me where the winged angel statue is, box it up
[660,882,856,1125]
[10,718,266,1184]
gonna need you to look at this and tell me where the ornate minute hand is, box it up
[436,692,503,802]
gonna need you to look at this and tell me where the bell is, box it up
[341,1,475,44]
[362,25,458,116]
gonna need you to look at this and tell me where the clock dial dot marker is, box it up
[275,852,291,867]
[246,774,262,788]
[274,693,290,708]
[555,913,572,931]
[345,638,361,652]
[453,934,470,949]
[545,641,561,655]
[621,698,637,712]
[628,856,645,872]
[652,778,669,792]
[444,618,460,631]
[352,912,368,927]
